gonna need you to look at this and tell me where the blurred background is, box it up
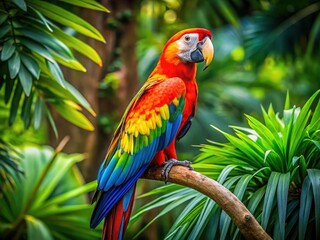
[1,0,319,239]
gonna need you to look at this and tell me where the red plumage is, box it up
[91,28,213,240]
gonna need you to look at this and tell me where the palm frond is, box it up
[132,90,320,239]
[0,0,108,131]
[0,146,101,239]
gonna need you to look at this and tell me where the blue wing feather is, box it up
[91,165,149,228]
[91,78,186,228]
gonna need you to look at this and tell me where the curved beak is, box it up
[190,36,214,70]
[202,37,214,70]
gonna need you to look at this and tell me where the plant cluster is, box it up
[133,91,320,240]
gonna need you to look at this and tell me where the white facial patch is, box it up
[176,33,199,62]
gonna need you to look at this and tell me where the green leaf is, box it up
[18,64,33,96]
[133,192,197,239]
[34,96,43,129]
[29,0,105,42]
[217,165,237,184]
[40,181,96,208]
[298,155,307,180]
[276,172,290,240]
[220,174,253,239]
[9,82,23,125]
[284,90,290,110]
[292,155,300,166]
[21,92,34,129]
[17,28,73,59]
[307,169,320,239]
[51,101,94,131]
[20,53,40,79]
[26,215,54,240]
[262,171,280,230]
[0,24,10,39]
[4,78,16,103]
[52,53,86,72]
[0,146,101,239]
[181,197,211,239]
[169,194,205,231]
[11,0,27,11]
[138,184,182,198]
[213,0,239,27]
[8,51,21,79]
[64,81,95,116]
[29,6,53,32]
[21,38,54,62]
[132,188,194,223]
[299,176,313,240]
[1,39,15,61]
[45,107,58,137]
[47,60,66,87]
[309,90,320,129]
[0,12,9,25]
[285,208,299,239]
[31,153,84,209]
[58,0,110,12]
[306,14,320,56]
[36,78,94,116]
[52,27,102,66]
[247,186,266,214]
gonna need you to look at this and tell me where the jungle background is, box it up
[1,0,319,239]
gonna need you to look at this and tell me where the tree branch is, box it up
[141,166,271,240]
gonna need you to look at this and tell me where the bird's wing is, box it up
[90,77,186,227]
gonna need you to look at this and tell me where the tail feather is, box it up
[91,165,148,228]
[102,185,136,240]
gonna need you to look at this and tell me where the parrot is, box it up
[90,28,214,240]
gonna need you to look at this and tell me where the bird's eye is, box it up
[184,35,191,42]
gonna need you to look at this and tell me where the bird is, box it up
[90,28,214,240]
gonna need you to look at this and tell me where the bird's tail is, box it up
[102,185,136,240]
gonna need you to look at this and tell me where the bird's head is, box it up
[162,28,214,71]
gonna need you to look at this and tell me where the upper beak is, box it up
[202,37,214,70]
[190,36,214,70]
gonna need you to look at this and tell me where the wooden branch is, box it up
[142,166,271,240]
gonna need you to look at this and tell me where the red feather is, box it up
[92,28,212,240]
[102,186,136,240]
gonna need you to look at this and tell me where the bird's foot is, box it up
[161,159,194,183]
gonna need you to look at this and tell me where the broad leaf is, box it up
[299,176,313,240]
[51,100,94,131]
[1,39,15,61]
[8,51,21,79]
[18,64,33,96]
[58,0,109,12]
[29,0,105,42]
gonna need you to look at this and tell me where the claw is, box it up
[161,159,194,183]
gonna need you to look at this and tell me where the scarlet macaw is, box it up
[90,28,214,239]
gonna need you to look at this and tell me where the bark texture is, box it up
[49,0,139,182]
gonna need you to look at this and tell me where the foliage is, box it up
[0,145,101,239]
[132,90,320,239]
[0,139,22,195]
[136,0,320,158]
[0,0,109,133]
[243,1,320,65]
[0,1,108,220]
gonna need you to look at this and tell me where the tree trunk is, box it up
[49,0,139,183]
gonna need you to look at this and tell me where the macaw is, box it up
[90,28,214,239]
